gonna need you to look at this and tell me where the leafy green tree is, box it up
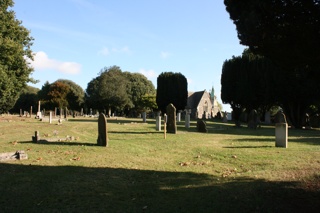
[55,79,85,110]
[11,85,39,114]
[224,0,320,128]
[0,0,35,113]
[86,66,131,113]
[47,81,70,109]
[124,72,156,112]
[156,72,188,113]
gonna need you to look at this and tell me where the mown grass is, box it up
[0,115,319,212]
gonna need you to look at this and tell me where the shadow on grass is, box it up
[109,131,162,135]
[0,163,319,213]
[223,145,273,149]
[19,140,97,146]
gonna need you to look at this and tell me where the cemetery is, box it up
[0,112,319,212]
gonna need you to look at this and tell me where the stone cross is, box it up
[97,113,108,146]
[166,103,177,134]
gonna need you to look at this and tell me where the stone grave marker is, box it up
[49,111,52,124]
[197,120,208,133]
[0,151,28,161]
[248,109,259,129]
[265,111,271,124]
[32,131,40,143]
[185,112,190,128]
[166,103,177,134]
[142,112,147,123]
[97,113,108,146]
[275,111,287,123]
[177,112,181,122]
[156,115,161,131]
[275,123,288,148]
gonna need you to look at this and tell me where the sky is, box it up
[13,0,245,112]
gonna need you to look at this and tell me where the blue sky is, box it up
[13,0,245,112]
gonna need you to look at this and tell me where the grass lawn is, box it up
[0,115,319,212]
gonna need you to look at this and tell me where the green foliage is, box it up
[55,79,85,110]
[0,0,34,113]
[11,85,39,113]
[37,80,84,110]
[156,72,188,113]
[224,0,320,128]
[86,66,156,114]
[124,72,156,112]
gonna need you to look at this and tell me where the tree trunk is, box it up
[282,103,308,129]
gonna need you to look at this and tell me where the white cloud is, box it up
[31,51,81,74]
[139,69,157,79]
[187,78,193,84]
[160,51,170,59]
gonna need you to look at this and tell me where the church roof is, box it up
[187,90,206,109]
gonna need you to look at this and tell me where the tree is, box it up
[37,80,84,111]
[156,72,188,113]
[85,66,131,113]
[221,49,281,126]
[224,0,320,128]
[124,72,156,112]
[0,0,34,113]
[11,85,39,114]
[55,79,85,110]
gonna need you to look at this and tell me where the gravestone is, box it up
[32,131,40,143]
[185,113,190,128]
[197,120,208,133]
[156,115,161,131]
[30,106,32,118]
[166,103,177,134]
[177,112,181,122]
[49,111,52,124]
[142,112,147,123]
[275,111,287,123]
[222,112,228,123]
[248,109,259,129]
[275,123,288,148]
[97,113,108,146]
[265,111,271,124]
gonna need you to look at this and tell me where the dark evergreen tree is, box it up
[224,0,320,128]
[156,72,188,113]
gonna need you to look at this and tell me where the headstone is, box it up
[54,107,57,118]
[30,106,32,118]
[20,109,22,117]
[0,151,28,161]
[97,113,108,146]
[32,131,40,143]
[222,112,228,123]
[37,101,42,118]
[49,111,52,124]
[265,111,271,124]
[164,114,167,139]
[81,108,84,116]
[64,107,68,119]
[197,120,208,133]
[156,116,161,131]
[275,123,288,148]
[166,103,177,134]
[248,109,259,129]
[275,111,287,123]
[185,113,190,128]
[142,112,147,123]
[177,112,181,122]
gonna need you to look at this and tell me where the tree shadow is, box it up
[0,163,318,212]
[19,140,97,146]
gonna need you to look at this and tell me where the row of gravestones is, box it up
[95,104,289,148]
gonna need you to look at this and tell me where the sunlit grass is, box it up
[0,115,319,212]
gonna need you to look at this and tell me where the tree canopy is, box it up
[0,0,34,113]
[156,72,188,113]
[85,66,156,114]
[224,0,320,128]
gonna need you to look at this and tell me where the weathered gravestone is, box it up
[177,112,181,122]
[166,103,177,134]
[275,111,287,123]
[156,115,161,131]
[185,112,190,128]
[32,131,40,143]
[275,123,288,148]
[247,109,259,129]
[97,113,108,146]
[197,120,208,133]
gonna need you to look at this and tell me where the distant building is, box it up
[186,86,220,119]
